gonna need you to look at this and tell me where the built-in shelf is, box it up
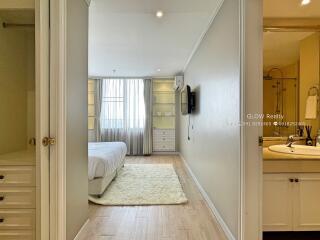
[152,79,176,152]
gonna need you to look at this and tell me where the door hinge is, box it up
[258,136,263,147]
[42,137,56,147]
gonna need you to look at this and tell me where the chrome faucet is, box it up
[286,135,295,148]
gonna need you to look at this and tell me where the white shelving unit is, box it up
[152,79,176,152]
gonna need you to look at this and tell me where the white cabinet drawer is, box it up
[153,137,175,142]
[153,147,175,152]
[0,209,35,230]
[0,166,35,187]
[0,230,33,240]
[153,142,175,151]
[153,141,175,146]
[153,129,175,136]
[0,188,36,209]
[153,141,175,148]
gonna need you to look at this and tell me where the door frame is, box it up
[240,0,263,240]
[48,0,264,240]
[35,0,50,239]
[50,0,91,239]
[49,0,68,239]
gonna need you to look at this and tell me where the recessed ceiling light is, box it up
[156,11,163,18]
[301,0,311,6]
[157,69,161,72]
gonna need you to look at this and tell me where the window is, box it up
[101,79,124,128]
[88,79,96,130]
[100,78,145,129]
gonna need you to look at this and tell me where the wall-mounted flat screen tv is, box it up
[181,85,195,115]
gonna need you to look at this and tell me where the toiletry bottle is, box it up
[306,126,313,146]
[317,130,320,147]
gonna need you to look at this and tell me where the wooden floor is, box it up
[78,155,226,240]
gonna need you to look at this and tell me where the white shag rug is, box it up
[89,164,188,206]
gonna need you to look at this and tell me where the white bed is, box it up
[88,142,127,196]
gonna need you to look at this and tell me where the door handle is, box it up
[259,136,264,147]
[0,196,4,201]
[42,137,56,147]
[0,175,4,180]
[0,218,4,223]
[289,178,294,182]
[295,178,300,183]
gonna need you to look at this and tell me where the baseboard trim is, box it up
[73,219,90,240]
[179,153,236,240]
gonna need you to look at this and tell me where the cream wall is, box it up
[299,33,320,137]
[66,0,89,239]
[178,0,240,237]
[0,18,35,154]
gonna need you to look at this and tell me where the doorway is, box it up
[262,1,320,239]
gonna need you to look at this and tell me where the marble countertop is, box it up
[263,147,320,161]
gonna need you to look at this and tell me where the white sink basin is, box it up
[268,144,320,156]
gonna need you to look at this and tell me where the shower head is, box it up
[264,67,284,80]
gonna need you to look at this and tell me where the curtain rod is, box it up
[2,22,35,28]
[264,25,320,32]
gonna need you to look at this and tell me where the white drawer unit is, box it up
[153,129,175,152]
[0,160,36,239]
[0,209,35,230]
[0,166,35,187]
[0,188,36,209]
[0,230,34,240]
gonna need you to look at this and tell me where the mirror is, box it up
[263,31,320,137]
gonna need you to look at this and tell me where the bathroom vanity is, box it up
[263,147,320,232]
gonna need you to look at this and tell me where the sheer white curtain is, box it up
[100,78,145,155]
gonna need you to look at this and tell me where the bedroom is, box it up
[83,0,229,239]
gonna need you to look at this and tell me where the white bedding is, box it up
[88,142,127,181]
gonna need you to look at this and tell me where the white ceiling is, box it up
[88,0,221,77]
[264,0,320,18]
